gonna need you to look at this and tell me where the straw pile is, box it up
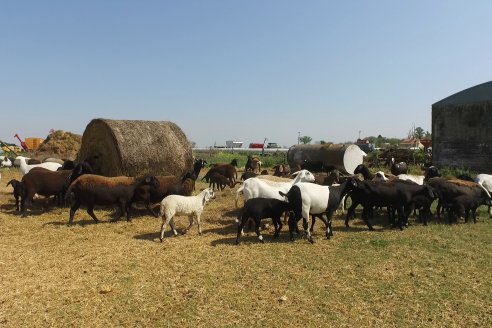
[77,118,193,177]
[33,130,82,160]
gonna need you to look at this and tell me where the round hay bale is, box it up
[77,119,193,177]
[287,144,365,174]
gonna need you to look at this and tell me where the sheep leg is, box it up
[303,217,314,244]
[310,215,317,232]
[287,212,299,241]
[282,211,288,225]
[125,201,132,222]
[169,218,178,236]
[196,214,203,236]
[360,207,375,231]
[183,215,194,234]
[15,196,20,212]
[236,215,248,244]
[436,199,442,221]
[255,218,264,243]
[272,216,282,239]
[68,199,81,225]
[110,200,125,222]
[20,192,35,218]
[87,204,99,224]
[326,211,335,238]
[160,215,173,241]
[345,203,358,228]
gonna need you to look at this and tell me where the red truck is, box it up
[248,143,264,149]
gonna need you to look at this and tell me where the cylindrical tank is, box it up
[287,144,365,174]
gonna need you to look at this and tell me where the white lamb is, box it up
[17,156,62,175]
[159,188,215,242]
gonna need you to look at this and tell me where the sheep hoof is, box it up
[160,238,163,243]
[308,237,314,244]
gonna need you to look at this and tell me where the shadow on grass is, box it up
[0,203,19,214]
[210,230,297,246]
[134,231,161,241]
[133,229,194,242]
[43,218,103,227]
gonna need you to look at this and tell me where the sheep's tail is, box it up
[6,179,15,187]
[235,184,244,208]
[478,181,492,199]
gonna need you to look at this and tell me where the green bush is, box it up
[192,151,288,168]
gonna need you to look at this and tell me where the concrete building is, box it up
[432,81,492,172]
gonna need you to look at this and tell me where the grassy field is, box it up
[0,167,491,327]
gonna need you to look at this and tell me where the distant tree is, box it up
[190,141,196,148]
[424,130,431,139]
[413,127,425,139]
[299,136,312,144]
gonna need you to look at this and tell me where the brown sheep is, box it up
[65,174,160,224]
[133,175,195,217]
[202,164,237,183]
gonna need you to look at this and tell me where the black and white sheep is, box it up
[279,178,358,242]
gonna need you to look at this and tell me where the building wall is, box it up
[432,103,492,172]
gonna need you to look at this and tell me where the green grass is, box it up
[193,150,287,168]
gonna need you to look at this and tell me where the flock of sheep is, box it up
[1,153,492,244]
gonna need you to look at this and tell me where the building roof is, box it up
[432,81,492,107]
[400,138,420,144]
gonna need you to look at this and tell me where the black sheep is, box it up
[6,179,24,211]
[236,198,292,244]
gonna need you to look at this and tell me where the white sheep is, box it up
[17,156,62,175]
[475,174,492,217]
[159,188,215,242]
[397,174,425,185]
[235,169,315,208]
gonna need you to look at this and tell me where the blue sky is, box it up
[1,1,491,148]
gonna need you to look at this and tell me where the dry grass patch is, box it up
[0,168,491,327]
